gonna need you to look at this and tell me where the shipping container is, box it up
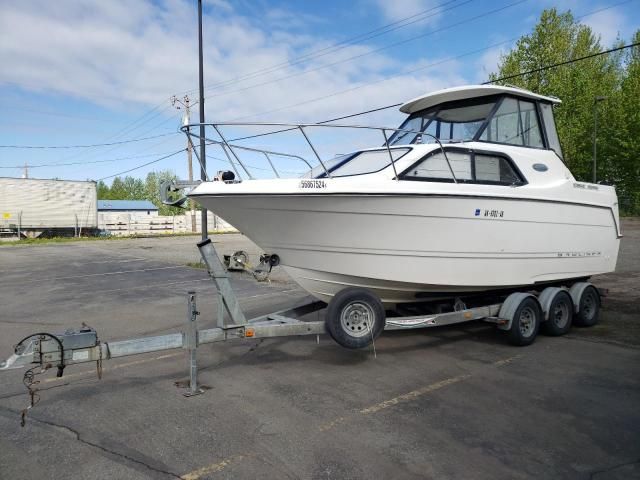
[0,177,97,237]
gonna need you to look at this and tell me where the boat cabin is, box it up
[389,85,562,156]
[310,85,565,184]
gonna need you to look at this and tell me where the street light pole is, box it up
[198,0,207,240]
[593,96,607,184]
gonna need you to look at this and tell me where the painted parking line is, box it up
[318,354,522,432]
[359,374,472,415]
[180,454,248,480]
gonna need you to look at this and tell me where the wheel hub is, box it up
[552,302,569,327]
[519,307,536,337]
[340,302,375,338]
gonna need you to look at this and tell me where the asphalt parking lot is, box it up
[0,219,638,480]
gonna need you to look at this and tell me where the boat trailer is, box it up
[0,237,602,424]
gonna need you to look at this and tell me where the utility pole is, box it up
[22,162,29,179]
[171,95,197,232]
[198,0,207,240]
[593,96,607,184]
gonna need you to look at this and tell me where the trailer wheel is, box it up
[507,297,541,346]
[574,285,600,327]
[326,288,385,349]
[541,290,573,336]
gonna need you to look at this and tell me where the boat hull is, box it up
[191,193,620,305]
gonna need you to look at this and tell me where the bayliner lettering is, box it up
[299,180,327,189]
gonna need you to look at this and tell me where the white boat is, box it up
[185,85,621,307]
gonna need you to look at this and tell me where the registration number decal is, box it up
[299,180,327,189]
[475,208,504,218]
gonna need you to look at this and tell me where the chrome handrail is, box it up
[179,122,457,183]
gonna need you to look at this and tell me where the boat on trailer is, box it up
[2,85,619,399]
[184,85,621,309]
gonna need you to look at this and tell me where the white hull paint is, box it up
[192,188,620,305]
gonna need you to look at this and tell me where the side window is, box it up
[480,97,544,148]
[475,154,522,185]
[539,102,563,158]
[402,150,524,185]
[519,100,544,148]
[403,151,472,182]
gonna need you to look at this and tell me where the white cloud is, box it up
[374,0,443,26]
[473,40,511,83]
[582,8,626,46]
[0,0,464,129]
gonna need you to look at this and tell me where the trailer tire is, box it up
[574,285,600,327]
[326,288,385,349]
[541,290,573,336]
[507,297,541,346]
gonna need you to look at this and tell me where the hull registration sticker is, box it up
[475,208,504,218]
[299,180,327,189]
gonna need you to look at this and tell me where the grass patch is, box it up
[0,230,238,247]
[0,236,128,246]
[185,261,207,269]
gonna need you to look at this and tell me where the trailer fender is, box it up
[569,282,593,314]
[538,287,565,321]
[497,292,538,331]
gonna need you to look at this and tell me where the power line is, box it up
[228,103,405,143]
[97,149,186,181]
[203,0,521,102]
[232,38,518,122]
[102,101,175,142]
[0,132,178,150]
[0,150,183,169]
[484,41,640,84]
[180,0,467,96]
[230,1,634,123]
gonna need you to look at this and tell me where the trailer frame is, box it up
[0,237,600,399]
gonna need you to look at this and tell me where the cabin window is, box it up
[401,149,524,185]
[479,97,544,148]
[402,151,472,182]
[539,102,563,158]
[474,154,523,184]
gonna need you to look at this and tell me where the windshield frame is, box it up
[388,94,503,146]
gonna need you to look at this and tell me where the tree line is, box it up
[490,8,639,214]
[97,170,183,216]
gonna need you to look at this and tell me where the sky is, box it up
[0,0,638,183]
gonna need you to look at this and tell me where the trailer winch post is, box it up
[198,238,246,326]
[183,291,203,397]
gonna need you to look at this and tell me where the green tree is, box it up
[617,31,640,214]
[97,180,111,199]
[145,170,183,215]
[122,176,146,200]
[489,9,639,213]
[109,177,127,200]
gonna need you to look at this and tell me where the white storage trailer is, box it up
[0,177,97,237]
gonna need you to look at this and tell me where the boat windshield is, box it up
[302,148,410,178]
[388,97,497,146]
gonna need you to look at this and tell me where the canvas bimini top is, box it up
[400,85,561,114]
